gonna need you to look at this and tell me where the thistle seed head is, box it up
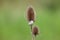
[32,26,39,36]
[27,6,35,22]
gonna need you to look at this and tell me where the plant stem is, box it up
[30,24,35,40]
[32,35,35,40]
[30,24,33,31]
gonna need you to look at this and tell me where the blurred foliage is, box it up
[0,0,60,40]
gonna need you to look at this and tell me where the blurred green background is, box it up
[0,0,60,40]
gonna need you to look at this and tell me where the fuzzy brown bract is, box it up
[32,26,38,36]
[27,7,35,22]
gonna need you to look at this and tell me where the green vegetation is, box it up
[0,0,60,40]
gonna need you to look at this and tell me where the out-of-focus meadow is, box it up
[0,0,60,40]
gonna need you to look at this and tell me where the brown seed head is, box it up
[32,26,38,36]
[27,7,35,22]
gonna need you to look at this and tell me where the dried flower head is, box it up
[27,7,35,21]
[32,26,39,36]
[27,6,35,25]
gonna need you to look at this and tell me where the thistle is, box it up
[27,6,35,30]
[26,5,39,40]
[32,26,39,37]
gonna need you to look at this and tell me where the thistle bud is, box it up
[27,6,35,25]
[32,26,39,36]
